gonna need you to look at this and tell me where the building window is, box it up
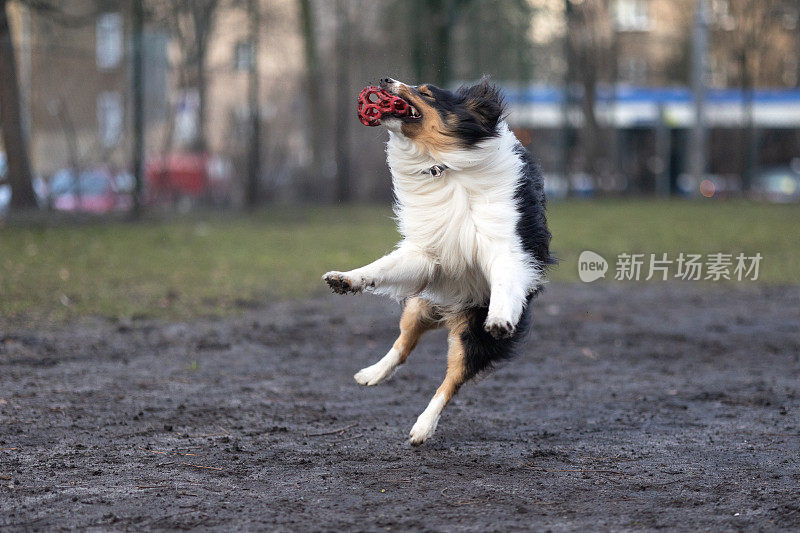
[96,13,122,69]
[614,0,649,31]
[234,42,254,72]
[97,92,123,147]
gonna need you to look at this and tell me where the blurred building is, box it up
[508,0,800,194]
[7,0,306,200]
[3,0,800,202]
[8,1,136,177]
[612,0,799,88]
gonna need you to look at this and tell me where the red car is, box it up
[146,153,233,206]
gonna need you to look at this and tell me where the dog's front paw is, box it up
[322,271,368,294]
[483,316,515,339]
[354,363,393,386]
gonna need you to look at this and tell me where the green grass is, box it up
[547,199,799,284]
[0,200,797,325]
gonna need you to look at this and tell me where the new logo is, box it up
[578,251,608,282]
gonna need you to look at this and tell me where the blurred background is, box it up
[4,4,800,525]
[2,0,799,215]
[0,0,798,323]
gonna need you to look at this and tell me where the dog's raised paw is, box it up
[322,272,360,294]
[354,348,401,386]
[483,317,515,339]
[354,362,394,386]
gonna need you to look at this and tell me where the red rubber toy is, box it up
[357,86,410,126]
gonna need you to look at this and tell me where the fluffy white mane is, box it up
[382,123,540,309]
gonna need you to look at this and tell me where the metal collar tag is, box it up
[427,165,447,177]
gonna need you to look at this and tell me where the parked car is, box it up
[48,167,133,213]
[146,152,233,207]
[751,166,800,203]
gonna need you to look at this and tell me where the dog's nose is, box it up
[380,78,395,88]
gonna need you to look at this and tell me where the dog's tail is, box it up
[459,291,540,380]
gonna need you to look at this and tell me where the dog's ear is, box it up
[460,77,505,132]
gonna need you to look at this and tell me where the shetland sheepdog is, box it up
[323,77,553,445]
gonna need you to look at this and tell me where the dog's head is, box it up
[377,77,506,153]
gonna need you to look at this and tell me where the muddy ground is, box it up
[1,283,799,531]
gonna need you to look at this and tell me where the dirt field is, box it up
[1,283,799,531]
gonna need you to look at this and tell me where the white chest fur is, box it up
[386,124,532,308]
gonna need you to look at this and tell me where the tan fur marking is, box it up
[393,297,441,364]
[436,313,470,403]
[408,310,472,444]
[396,85,459,154]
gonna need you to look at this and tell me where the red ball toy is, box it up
[357,86,411,126]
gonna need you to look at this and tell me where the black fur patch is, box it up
[460,144,554,377]
[513,144,554,269]
[461,294,534,379]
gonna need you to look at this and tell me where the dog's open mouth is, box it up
[357,86,421,127]
[406,103,422,119]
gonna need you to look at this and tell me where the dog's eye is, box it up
[418,88,434,99]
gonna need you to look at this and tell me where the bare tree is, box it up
[334,0,351,202]
[407,0,476,86]
[150,0,221,152]
[0,0,37,210]
[1,0,125,212]
[454,0,536,83]
[132,0,144,216]
[720,0,796,188]
[410,0,452,85]
[245,0,261,208]
[564,0,617,184]
[298,0,323,201]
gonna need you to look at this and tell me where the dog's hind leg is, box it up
[408,313,470,445]
[354,297,441,386]
[408,305,526,445]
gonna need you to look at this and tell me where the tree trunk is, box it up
[566,2,602,186]
[54,99,81,205]
[189,2,218,154]
[410,0,425,81]
[334,0,351,202]
[739,46,758,191]
[432,0,451,86]
[131,0,145,217]
[298,0,323,201]
[195,38,208,152]
[580,70,602,178]
[0,0,37,210]
[246,0,262,208]
[411,0,452,86]
[742,87,756,191]
[561,0,574,178]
